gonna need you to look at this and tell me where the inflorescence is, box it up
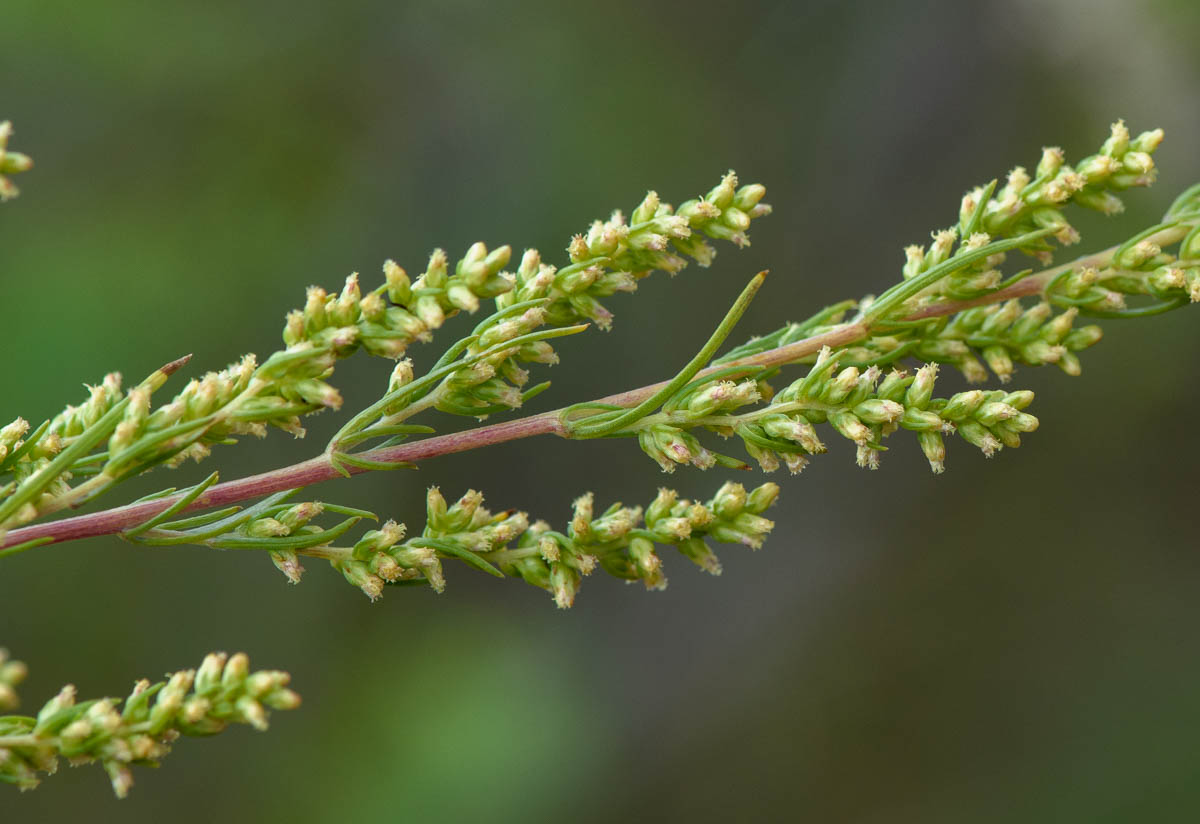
[3,118,1199,798]
[0,650,298,796]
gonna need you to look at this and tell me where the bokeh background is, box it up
[3,0,1200,820]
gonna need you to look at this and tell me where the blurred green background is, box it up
[3,0,1200,820]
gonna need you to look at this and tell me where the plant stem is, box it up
[0,240,1139,553]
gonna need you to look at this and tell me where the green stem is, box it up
[567,271,768,437]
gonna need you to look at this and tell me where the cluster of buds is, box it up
[507,492,645,607]
[638,424,719,472]
[899,121,1163,310]
[1046,221,1200,312]
[0,361,182,531]
[496,170,771,332]
[901,227,1011,299]
[435,304,552,417]
[334,518,441,600]
[964,120,1160,250]
[47,373,125,441]
[104,355,276,473]
[634,375,765,472]
[308,487,530,602]
[282,245,513,361]
[2,349,333,533]
[501,481,778,607]
[413,172,771,421]
[700,348,1040,474]
[921,299,1104,382]
[0,418,65,527]
[872,362,1039,471]
[422,487,530,551]
[0,121,32,201]
[1145,262,1200,305]
[239,483,779,608]
[0,652,298,797]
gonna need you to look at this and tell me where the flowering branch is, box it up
[4,118,1199,797]
[0,218,1181,553]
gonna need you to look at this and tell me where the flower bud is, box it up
[918,431,946,473]
[383,259,411,304]
[711,482,747,519]
[1102,119,1131,157]
[445,282,480,313]
[677,537,721,575]
[269,550,304,584]
[902,244,926,280]
[853,399,904,425]
[829,410,871,443]
[423,248,449,289]
[744,482,780,514]
[904,363,938,409]
[550,562,580,609]
[956,420,1002,457]
[631,190,660,224]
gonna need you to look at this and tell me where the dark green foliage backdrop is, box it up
[3,0,1200,820]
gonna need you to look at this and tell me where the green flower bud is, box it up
[677,537,721,575]
[733,183,766,210]
[974,402,1018,427]
[853,399,904,425]
[550,561,580,609]
[743,440,780,473]
[421,248,449,289]
[1122,151,1154,175]
[955,355,989,384]
[649,516,692,543]
[918,430,946,473]
[337,559,383,601]
[631,190,661,224]
[979,299,1023,335]
[1019,340,1064,365]
[445,281,480,313]
[649,425,713,470]
[1148,266,1186,294]
[1115,239,1161,270]
[939,390,985,421]
[721,206,751,232]
[353,520,406,560]
[956,420,1002,457]
[829,410,871,443]
[303,286,329,332]
[1075,153,1119,184]
[1131,128,1164,153]
[821,367,860,405]
[1037,146,1065,178]
[904,363,938,409]
[705,171,738,209]
[903,244,927,280]
[329,273,361,327]
[926,229,957,267]
[711,482,747,519]
[269,549,304,584]
[1073,189,1125,215]
[244,517,289,538]
[900,407,943,432]
[745,482,780,514]
[1009,302,1053,340]
[875,369,911,401]
[1185,269,1200,303]
[383,259,411,304]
